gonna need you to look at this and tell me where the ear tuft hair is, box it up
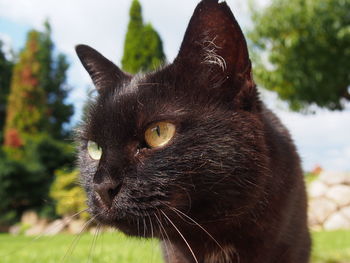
[172,0,258,109]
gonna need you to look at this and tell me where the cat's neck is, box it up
[159,217,264,263]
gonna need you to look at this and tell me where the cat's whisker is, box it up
[141,217,145,238]
[145,216,149,239]
[87,224,101,263]
[46,209,90,235]
[147,213,154,240]
[98,224,107,260]
[137,217,140,237]
[155,210,172,243]
[167,205,230,260]
[146,213,155,263]
[154,212,173,261]
[1,208,90,259]
[60,215,97,263]
[160,210,199,263]
[165,182,194,212]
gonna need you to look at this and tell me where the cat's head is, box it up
[76,0,268,237]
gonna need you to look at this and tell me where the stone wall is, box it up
[308,171,350,230]
[9,211,87,236]
[9,171,350,235]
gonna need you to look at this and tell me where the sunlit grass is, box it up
[0,230,349,263]
[312,230,350,263]
[0,232,163,263]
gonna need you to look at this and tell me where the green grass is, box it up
[0,232,163,263]
[0,230,349,263]
[312,230,350,263]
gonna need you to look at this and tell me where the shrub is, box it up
[0,133,75,225]
[50,169,88,220]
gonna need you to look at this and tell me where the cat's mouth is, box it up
[90,192,168,237]
[91,205,166,237]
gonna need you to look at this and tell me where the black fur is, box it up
[76,0,311,262]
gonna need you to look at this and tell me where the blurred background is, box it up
[0,0,349,262]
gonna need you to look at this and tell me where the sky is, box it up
[0,0,349,172]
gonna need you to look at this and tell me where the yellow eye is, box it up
[144,122,176,148]
[87,140,102,160]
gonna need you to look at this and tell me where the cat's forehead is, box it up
[117,74,144,97]
[114,71,168,99]
[87,71,186,141]
[110,74,164,112]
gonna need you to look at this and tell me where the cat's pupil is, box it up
[155,125,161,137]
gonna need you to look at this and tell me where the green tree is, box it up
[0,23,75,223]
[37,22,73,139]
[0,41,13,143]
[122,0,166,73]
[0,134,75,225]
[4,30,46,147]
[4,22,73,147]
[249,0,350,111]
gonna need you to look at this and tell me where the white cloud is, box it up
[0,0,253,61]
[0,0,349,172]
[261,89,350,171]
[0,0,252,123]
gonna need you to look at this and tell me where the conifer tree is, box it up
[38,22,73,139]
[4,22,73,147]
[141,23,166,70]
[0,41,13,143]
[4,30,46,147]
[0,24,75,222]
[122,0,165,73]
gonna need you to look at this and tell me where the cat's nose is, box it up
[93,180,121,208]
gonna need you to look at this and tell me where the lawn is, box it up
[0,232,163,263]
[312,230,350,263]
[0,230,349,263]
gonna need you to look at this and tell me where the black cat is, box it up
[76,0,311,262]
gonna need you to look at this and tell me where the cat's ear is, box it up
[75,45,129,93]
[173,0,258,110]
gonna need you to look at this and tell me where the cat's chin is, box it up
[91,209,159,238]
[114,221,153,237]
[107,218,159,238]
